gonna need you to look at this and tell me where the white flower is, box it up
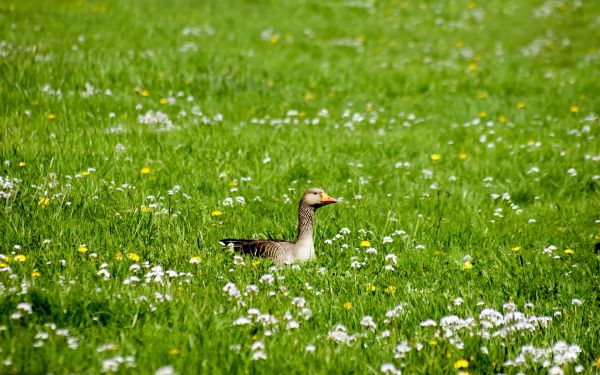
[305,344,316,353]
[360,316,377,331]
[259,274,275,285]
[380,363,401,374]
[16,303,33,313]
[233,317,252,326]
[251,351,267,361]
[155,365,177,375]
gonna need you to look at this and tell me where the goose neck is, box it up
[296,202,315,241]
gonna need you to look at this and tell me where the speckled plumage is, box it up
[220,188,337,264]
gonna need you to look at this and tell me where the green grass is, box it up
[1,0,600,373]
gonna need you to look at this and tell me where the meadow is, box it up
[1,0,600,373]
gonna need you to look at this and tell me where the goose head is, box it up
[301,188,337,208]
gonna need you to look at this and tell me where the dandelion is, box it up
[454,359,469,369]
[128,253,140,262]
[14,254,27,262]
[47,113,56,120]
[366,284,377,292]
[141,206,152,213]
[360,240,371,247]
[78,244,88,254]
[498,114,508,123]
[458,152,468,160]
[517,101,526,109]
[512,246,521,253]
[477,90,487,99]
[211,210,222,217]
[595,357,600,368]
[140,89,150,97]
[385,285,396,295]
[564,249,574,255]
[140,166,151,175]
[431,153,441,161]
[169,347,181,356]
[479,111,487,118]
[570,105,579,113]
[304,92,316,101]
[429,339,438,346]
[159,98,168,105]
[32,271,41,278]
[343,302,352,310]
[468,63,477,71]
[189,256,201,264]
[464,261,474,270]
[19,161,26,167]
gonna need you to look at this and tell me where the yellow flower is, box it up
[229,180,238,187]
[467,63,477,71]
[343,302,352,310]
[595,357,600,368]
[564,249,574,255]
[467,1,476,9]
[366,284,377,292]
[360,240,371,247]
[429,339,438,346]
[511,246,521,253]
[140,166,151,175]
[81,170,90,176]
[169,347,181,356]
[78,245,88,254]
[14,254,27,262]
[211,210,222,217]
[458,152,468,160]
[128,253,140,262]
[19,161,26,167]
[454,359,469,369]
[570,105,579,113]
[431,153,441,161]
[477,90,487,99]
[141,206,152,213]
[47,113,56,120]
[304,92,316,101]
[189,256,201,264]
[115,252,124,261]
[270,35,279,44]
[464,261,474,270]
[0,263,8,269]
[455,40,464,48]
[38,198,50,207]
[252,259,261,268]
[498,114,508,123]
[517,101,526,109]
[141,89,150,97]
[479,111,487,118]
[159,98,168,105]
[32,271,41,278]
[385,285,396,294]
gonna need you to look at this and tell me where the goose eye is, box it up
[313,192,318,195]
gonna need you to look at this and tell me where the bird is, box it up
[219,188,337,264]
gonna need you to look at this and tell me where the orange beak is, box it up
[320,192,338,205]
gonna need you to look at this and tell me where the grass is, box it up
[1,0,600,373]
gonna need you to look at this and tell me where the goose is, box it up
[219,188,337,264]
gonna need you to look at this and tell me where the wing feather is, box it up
[220,239,294,263]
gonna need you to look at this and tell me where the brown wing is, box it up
[219,239,294,263]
